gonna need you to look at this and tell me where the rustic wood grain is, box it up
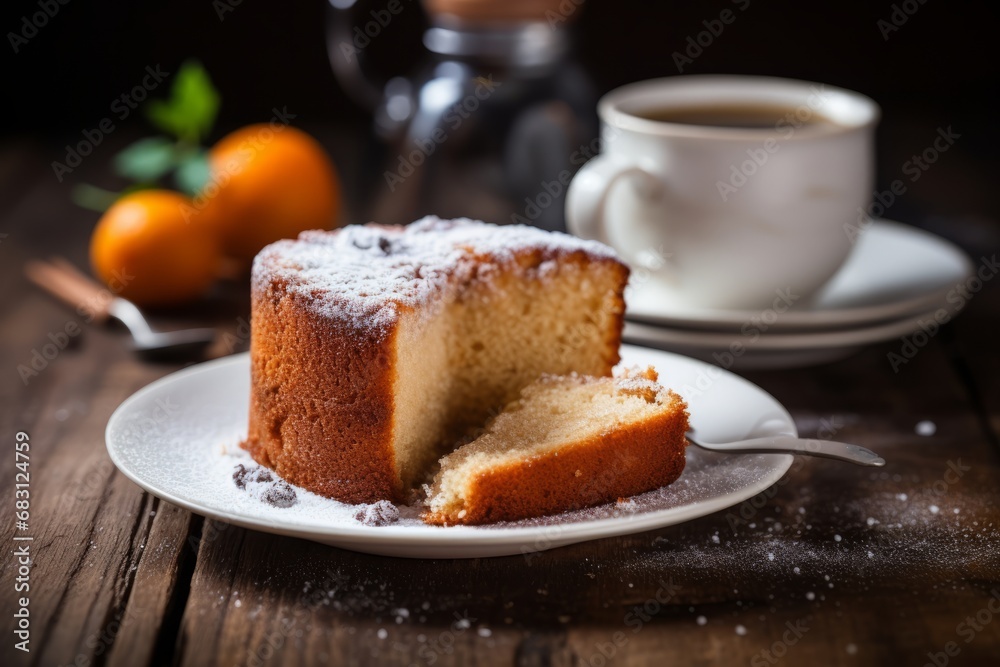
[950,258,1000,444]
[1,139,998,667]
[0,143,200,667]
[169,339,1000,666]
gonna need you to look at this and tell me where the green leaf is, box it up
[71,182,157,212]
[113,136,177,182]
[175,61,220,142]
[71,183,121,212]
[145,60,220,144]
[145,99,188,141]
[174,149,212,196]
[122,182,157,196]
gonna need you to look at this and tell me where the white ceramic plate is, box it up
[624,304,951,351]
[623,300,962,370]
[626,220,972,331]
[106,345,795,559]
[623,327,862,370]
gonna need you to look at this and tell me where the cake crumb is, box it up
[615,367,662,403]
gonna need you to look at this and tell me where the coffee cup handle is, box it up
[566,155,667,266]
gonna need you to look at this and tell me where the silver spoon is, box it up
[26,258,218,362]
[686,430,886,467]
[106,298,217,361]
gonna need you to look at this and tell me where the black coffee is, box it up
[635,103,837,130]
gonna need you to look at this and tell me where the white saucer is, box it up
[106,345,794,559]
[623,303,962,369]
[626,220,973,332]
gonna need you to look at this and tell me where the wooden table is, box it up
[2,134,999,667]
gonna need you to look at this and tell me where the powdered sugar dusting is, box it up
[107,344,807,556]
[635,482,1000,587]
[216,445,427,526]
[613,365,676,404]
[251,216,618,332]
[232,463,297,508]
[533,366,677,405]
[479,448,774,529]
[354,500,400,526]
[210,442,775,531]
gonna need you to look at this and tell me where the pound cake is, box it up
[423,367,689,525]
[244,216,630,504]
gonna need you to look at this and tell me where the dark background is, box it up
[3,0,999,232]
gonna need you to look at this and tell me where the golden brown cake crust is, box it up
[244,273,403,503]
[242,217,629,505]
[422,394,690,526]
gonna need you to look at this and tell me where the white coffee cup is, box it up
[566,75,880,310]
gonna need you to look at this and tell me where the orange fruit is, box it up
[90,190,221,307]
[205,124,341,263]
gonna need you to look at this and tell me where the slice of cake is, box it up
[244,217,629,504]
[423,367,689,525]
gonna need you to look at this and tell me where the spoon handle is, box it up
[25,258,112,323]
[688,435,886,467]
